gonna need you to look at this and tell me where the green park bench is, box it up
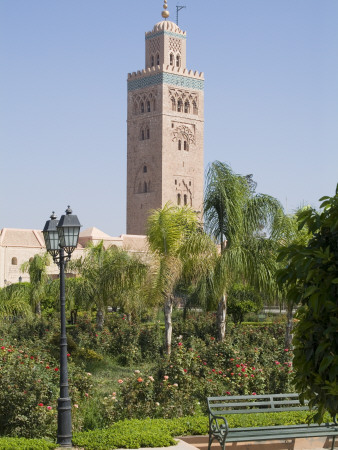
[207,393,337,450]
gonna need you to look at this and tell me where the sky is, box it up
[1,0,337,236]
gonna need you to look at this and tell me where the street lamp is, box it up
[42,206,81,447]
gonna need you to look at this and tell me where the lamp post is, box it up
[42,206,81,447]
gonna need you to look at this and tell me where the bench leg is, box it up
[331,435,336,450]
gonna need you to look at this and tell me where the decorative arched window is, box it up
[193,101,198,115]
[144,182,148,193]
[184,140,188,151]
[146,128,150,139]
[151,55,154,67]
[171,97,176,111]
[170,53,174,66]
[147,101,151,112]
[184,194,187,206]
[143,165,147,173]
[141,102,145,113]
[178,140,182,150]
[11,257,17,265]
[184,101,190,113]
[156,53,160,65]
[176,54,180,67]
[141,129,145,140]
[177,194,181,205]
[177,99,182,112]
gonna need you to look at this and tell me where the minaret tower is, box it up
[126,1,204,235]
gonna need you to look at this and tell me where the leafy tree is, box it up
[278,186,338,423]
[21,253,51,315]
[147,204,216,354]
[70,241,148,329]
[203,161,283,341]
[227,283,263,324]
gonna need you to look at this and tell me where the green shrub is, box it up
[0,437,55,449]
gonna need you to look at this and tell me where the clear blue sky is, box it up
[1,0,337,236]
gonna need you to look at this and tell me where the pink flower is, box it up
[118,379,123,384]
[47,406,52,410]
[252,392,257,395]
[226,391,231,395]
[85,393,89,397]
[148,376,154,382]
[67,353,70,357]
[275,361,280,365]
[74,404,79,408]
[163,375,169,380]
[284,348,289,352]
[178,342,183,346]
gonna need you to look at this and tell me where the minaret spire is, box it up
[161,0,170,19]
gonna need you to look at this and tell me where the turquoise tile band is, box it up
[145,31,187,40]
[128,72,204,91]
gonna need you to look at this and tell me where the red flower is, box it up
[38,403,44,406]
[230,372,234,376]
[241,368,246,372]
[252,392,257,395]
[137,377,143,382]
[1,346,5,350]
[67,353,70,357]
[54,367,59,372]
[30,356,34,360]
[236,364,240,368]
[45,365,50,369]
[183,369,187,373]
[212,369,215,372]
[178,342,183,346]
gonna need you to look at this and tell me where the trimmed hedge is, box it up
[1,411,332,449]
[73,411,332,449]
[0,437,55,449]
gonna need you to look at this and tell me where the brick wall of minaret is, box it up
[127,20,204,235]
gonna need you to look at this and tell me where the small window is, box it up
[177,194,181,205]
[176,54,180,67]
[151,55,154,67]
[177,100,182,112]
[170,53,174,66]
[189,181,191,186]
[144,182,148,193]
[146,128,150,139]
[193,101,198,115]
[172,123,174,128]
[178,140,182,150]
[141,102,145,113]
[11,257,18,265]
[156,53,160,65]
[143,165,147,173]
[184,194,187,206]
[175,179,177,185]
[147,101,151,112]
[141,130,145,140]
[184,101,190,113]
[184,140,187,151]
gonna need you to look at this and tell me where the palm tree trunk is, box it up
[217,294,227,342]
[284,302,294,350]
[96,309,104,330]
[164,296,173,355]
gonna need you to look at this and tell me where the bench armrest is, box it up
[208,412,229,437]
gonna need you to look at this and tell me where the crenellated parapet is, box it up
[127,66,204,92]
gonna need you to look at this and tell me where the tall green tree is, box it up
[0,282,32,319]
[203,161,284,341]
[147,203,216,354]
[71,241,148,329]
[21,253,51,315]
[277,187,338,423]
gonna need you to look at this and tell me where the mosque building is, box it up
[0,2,204,287]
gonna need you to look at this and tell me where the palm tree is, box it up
[0,282,32,319]
[147,203,217,354]
[70,241,148,329]
[203,161,284,341]
[21,253,51,315]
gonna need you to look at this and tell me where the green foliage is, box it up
[227,284,264,324]
[0,437,55,449]
[278,186,338,423]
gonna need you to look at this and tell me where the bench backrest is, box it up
[207,393,309,415]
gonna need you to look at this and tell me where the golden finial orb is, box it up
[161,0,169,19]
